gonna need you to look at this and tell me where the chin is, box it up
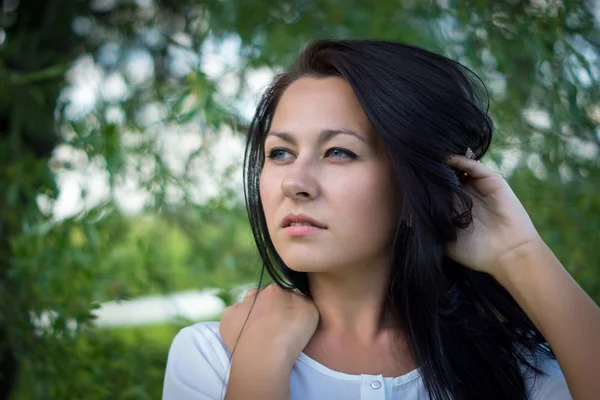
[280,256,346,274]
[284,264,326,273]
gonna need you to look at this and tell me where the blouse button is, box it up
[370,380,382,389]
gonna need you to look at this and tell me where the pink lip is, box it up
[284,225,326,237]
[281,213,327,229]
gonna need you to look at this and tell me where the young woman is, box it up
[162,39,600,399]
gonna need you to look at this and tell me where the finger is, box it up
[222,304,236,318]
[446,155,492,180]
[244,287,260,299]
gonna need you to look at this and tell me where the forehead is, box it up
[268,76,376,145]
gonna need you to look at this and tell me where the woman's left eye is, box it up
[325,148,357,160]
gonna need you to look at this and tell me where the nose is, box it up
[281,165,319,201]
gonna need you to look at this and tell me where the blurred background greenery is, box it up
[0,0,598,398]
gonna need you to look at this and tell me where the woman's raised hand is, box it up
[444,154,542,278]
[220,284,320,364]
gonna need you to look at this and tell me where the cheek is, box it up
[259,170,278,226]
[332,168,399,236]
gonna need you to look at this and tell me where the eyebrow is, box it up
[265,128,367,146]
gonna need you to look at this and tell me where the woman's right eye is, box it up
[266,148,293,162]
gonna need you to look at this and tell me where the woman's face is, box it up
[259,76,401,274]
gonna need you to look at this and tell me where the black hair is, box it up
[242,39,555,400]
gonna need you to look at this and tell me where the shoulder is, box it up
[162,321,231,400]
[168,321,231,367]
[524,356,572,400]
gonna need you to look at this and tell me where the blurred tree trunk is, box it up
[0,0,82,396]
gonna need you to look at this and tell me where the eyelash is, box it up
[266,147,357,162]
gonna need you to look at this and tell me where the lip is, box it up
[284,225,325,237]
[281,213,328,229]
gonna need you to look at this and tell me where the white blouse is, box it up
[162,321,572,400]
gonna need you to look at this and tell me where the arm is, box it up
[443,155,600,400]
[493,238,600,400]
[224,333,294,400]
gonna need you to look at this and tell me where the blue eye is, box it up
[265,147,357,162]
[266,148,293,161]
[325,148,356,160]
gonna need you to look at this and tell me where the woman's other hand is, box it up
[220,284,320,363]
[444,154,542,278]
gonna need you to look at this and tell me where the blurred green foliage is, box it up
[0,0,598,398]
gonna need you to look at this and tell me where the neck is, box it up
[306,259,396,344]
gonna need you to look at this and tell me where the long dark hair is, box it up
[242,39,555,400]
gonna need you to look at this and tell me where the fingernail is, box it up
[465,147,475,159]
